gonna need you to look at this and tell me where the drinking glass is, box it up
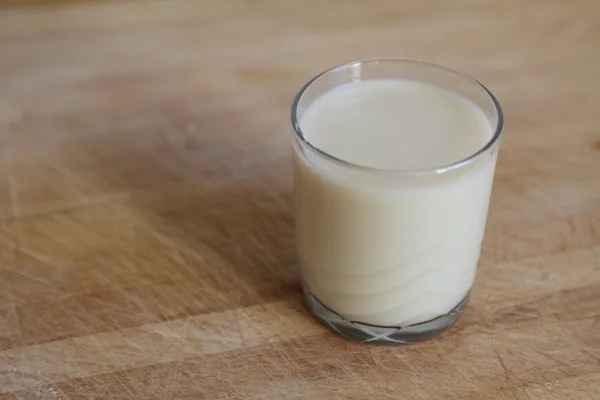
[290,59,503,344]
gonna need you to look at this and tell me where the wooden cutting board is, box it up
[0,0,599,398]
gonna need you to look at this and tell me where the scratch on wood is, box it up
[161,367,176,400]
[0,264,56,289]
[232,309,247,347]
[46,159,90,205]
[530,346,570,369]
[581,353,595,370]
[494,349,511,390]
[270,341,298,379]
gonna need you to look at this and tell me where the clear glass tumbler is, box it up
[290,59,503,344]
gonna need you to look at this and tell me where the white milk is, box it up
[295,79,497,327]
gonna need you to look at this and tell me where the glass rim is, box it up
[290,58,504,176]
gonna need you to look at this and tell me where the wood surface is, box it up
[0,0,599,398]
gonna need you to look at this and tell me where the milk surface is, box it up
[295,79,497,327]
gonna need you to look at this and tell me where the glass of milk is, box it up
[290,58,503,344]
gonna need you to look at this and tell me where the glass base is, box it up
[304,288,469,344]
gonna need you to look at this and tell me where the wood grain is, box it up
[0,0,599,398]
